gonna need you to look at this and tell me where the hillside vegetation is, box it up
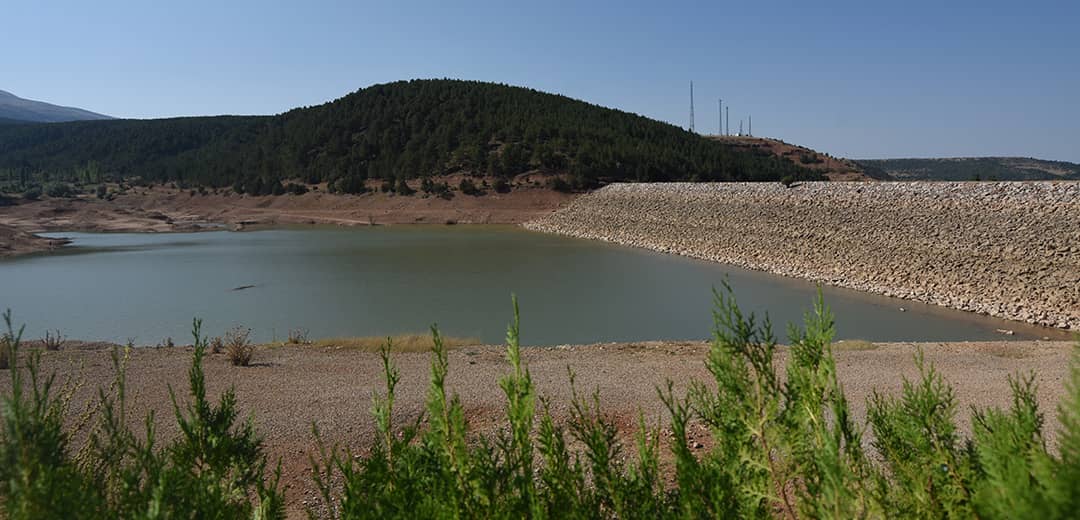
[858,157,1080,181]
[0,80,817,195]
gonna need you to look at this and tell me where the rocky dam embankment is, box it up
[525,182,1080,331]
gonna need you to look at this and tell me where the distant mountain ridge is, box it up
[857,157,1080,181]
[0,89,112,123]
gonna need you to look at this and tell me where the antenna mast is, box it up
[725,106,729,136]
[718,98,722,135]
[748,115,752,137]
[689,81,696,133]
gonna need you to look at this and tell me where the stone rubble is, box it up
[524,182,1080,331]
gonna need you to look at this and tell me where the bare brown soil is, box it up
[709,135,876,180]
[2,339,1072,518]
[0,223,71,256]
[0,176,575,256]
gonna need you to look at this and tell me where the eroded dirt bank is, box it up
[525,182,1080,330]
[0,182,574,256]
[1,340,1073,518]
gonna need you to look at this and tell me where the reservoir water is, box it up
[0,226,1062,345]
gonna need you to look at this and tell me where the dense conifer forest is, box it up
[0,80,818,194]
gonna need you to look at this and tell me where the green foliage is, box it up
[394,177,415,196]
[857,157,1080,181]
[4,293,1080,519]
[21,185,41,200]
[0,313,284,519]
[310,289,1080,519]
[548,176,574,193]
[0,80,820,190]
[458,178,483,196]
[44,182,77,198]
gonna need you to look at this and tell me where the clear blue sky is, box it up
[5,0,1078,161]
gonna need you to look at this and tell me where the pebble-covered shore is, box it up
[525,182,1080,331]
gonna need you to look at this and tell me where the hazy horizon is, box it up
[4,1,1078,162]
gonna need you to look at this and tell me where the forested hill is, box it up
[0,80,817,193]
[857,157,1080,181]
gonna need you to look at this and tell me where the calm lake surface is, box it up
[0,226,1062,345]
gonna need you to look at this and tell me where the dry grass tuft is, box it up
[286,328,310,345]
[225,326,255,366]
[832,339,878,351]
[308,334,481,352]
[209,336,224,354]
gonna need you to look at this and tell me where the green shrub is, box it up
[285,182,309,195]
[309,289,1080,519]
[21,186,42,201]
[395,178,415,196]
[4,292,1080,518]
[548,177,574,193]
[45,183,77,198]
[0,313,284,519]
[458,178,483,196]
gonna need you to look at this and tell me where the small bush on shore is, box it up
[41,329,64,351]
[225,325,255,366]
[459,178,484,196]
[287,328,309,345]
[21,186,41,201]
[0,314,284,519]
[45,183,77,198]
[209,335,224,354]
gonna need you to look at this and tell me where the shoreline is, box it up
[525,181,1080,331]
[7,181,1079,335]
[4,338,1074,518]
[0,182,575,257]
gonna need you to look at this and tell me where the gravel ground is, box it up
[1,340,1074,518]
[525,182,1080,330]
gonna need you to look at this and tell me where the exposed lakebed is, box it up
[0,226,1063,344]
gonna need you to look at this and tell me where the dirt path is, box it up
[2,339,1073,518]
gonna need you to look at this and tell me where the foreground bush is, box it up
[0,315,283,519]
[2,290,1079,518]
[311,290,1080,519]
